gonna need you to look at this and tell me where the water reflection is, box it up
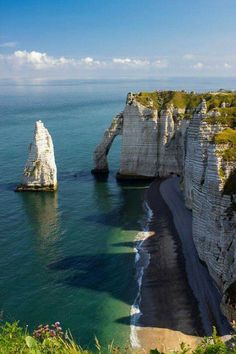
[89,178,150,231]
[20,192,60,243]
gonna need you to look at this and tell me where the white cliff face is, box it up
[92,113,123,173]
[118,98,189,179]
[157,108,189,177]
[183,113,222,209]
[118,100,158,178]
[93,95,189,179]
[183,114,236,320]
[17,120,57,191]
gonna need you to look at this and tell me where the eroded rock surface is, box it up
[183,113,236,321]
[92,113,123,174]
[16,120,57,191]
[118,100,158,178]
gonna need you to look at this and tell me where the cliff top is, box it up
[214,128,236,162]
[132,90,236,127]
[133,90,236,110]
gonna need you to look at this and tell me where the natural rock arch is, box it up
[91,112,123,174]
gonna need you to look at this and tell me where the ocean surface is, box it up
[0,77,235,350]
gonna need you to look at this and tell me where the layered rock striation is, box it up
[183,110,236,321]
[118,94,158,178]
[93,90,236,321]
[16,120,57,191]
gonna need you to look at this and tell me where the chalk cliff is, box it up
[183,111,236,322]
[93,90,236,322]
[92,112,123,174]
[118,94,158,178]
[16,120,57,191]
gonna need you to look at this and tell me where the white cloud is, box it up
[113,58,131,64]
[113,58,149,66]
[0,41,17,48]
[153,59,168,68]
[0,49,235,79]
[10,51,103,69]
[112,57,167,68]
[193,62,204,69]
[13,50,75,69]
[0,50,104,71]
[224,63,231,69]
[80,57,101,65]
[183,54,195,60]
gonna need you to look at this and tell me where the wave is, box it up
[130,201,154,348]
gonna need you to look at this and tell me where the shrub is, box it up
[0,322,235,353]
[223,169,236,195]
[214,129,236,162]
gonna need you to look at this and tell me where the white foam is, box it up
[130,200,154,348]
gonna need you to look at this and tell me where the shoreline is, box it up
[130,176,231,352]
[130,201,154,348]
[160,176,231,336]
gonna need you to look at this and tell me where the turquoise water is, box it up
[0,78,236,349]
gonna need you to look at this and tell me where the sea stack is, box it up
[16,120,57,191]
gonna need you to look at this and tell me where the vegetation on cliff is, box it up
[213,129,236,195]
[0,321,236,354]
[214,128,236,163]
[133,90,236,126]
[134,90,208,111]
[223,170,236,195]
[214,128,236,146]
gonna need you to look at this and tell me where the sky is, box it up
[0,0,236,79]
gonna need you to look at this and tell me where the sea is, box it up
[0,77,235,350]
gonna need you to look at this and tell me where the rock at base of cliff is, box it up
[116,172,156,181]
[91,168,109,176]
[15,184,57,192]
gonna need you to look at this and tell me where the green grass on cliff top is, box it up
[134,90,205,110]
[214,128,236,146]
[134,90,236,110]
[215,128,236,162]
[214,128,236,163]
[133,90,236,127]
[214,129,236,194]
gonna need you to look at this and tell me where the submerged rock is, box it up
[16,120,57,191]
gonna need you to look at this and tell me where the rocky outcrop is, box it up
[92,112,123,174]
[16,120,57,191]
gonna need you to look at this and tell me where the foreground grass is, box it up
[0,322,236,354]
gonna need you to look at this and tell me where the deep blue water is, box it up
[0,78,235,350]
